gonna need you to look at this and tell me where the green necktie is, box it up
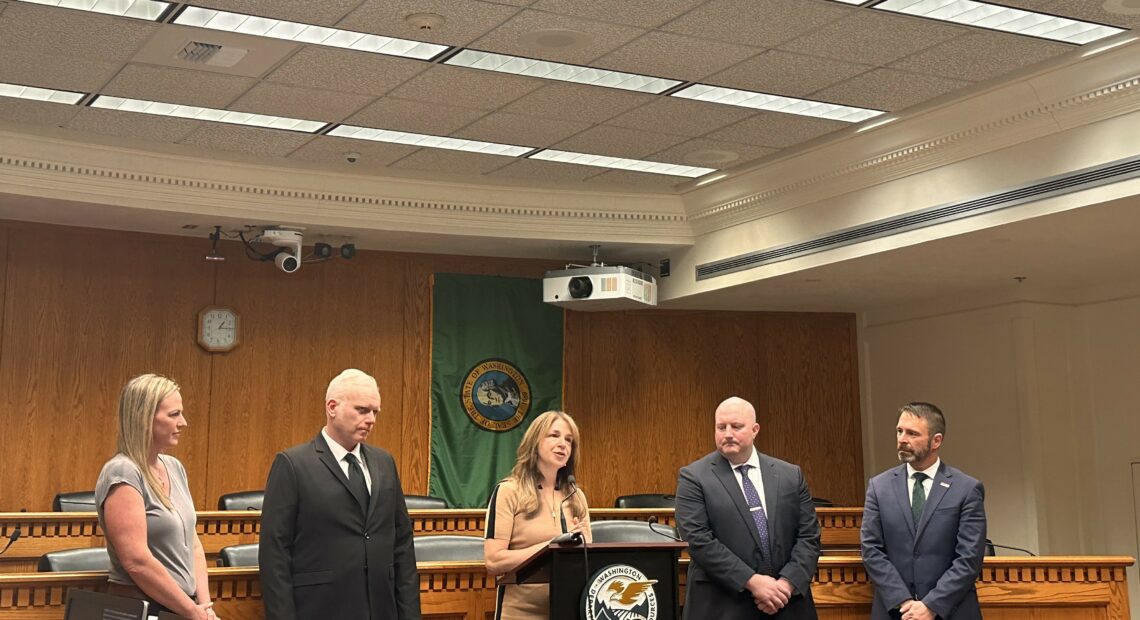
[911,472,928,525]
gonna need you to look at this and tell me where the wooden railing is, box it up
[0,557,1131,620]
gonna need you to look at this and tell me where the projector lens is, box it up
[568,276,593,299]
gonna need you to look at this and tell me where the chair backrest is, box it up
[613,493,675,509]
[38,547,112,572]
[218,543,260,567]
[590,520,678,543]
[412,535,484,562]
[217,490,264,511]
[404,494,449,510]
[64,589,147,620]
[52,491,97,512]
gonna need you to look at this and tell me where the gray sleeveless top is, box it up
[95,453,197,597]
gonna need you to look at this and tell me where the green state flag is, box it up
[428,274,564,508]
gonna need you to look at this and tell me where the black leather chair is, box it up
[412,535,484,562]
[404,495,449,510]
[590,520,679,543]
[811,497,835,507]
[217,490,264,510]
[52,491,97,512]
[218,543,259,567]
[38,547,112,572]
[613,493,675,509]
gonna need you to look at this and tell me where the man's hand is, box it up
[745,574,789,613]
[901,599,935,620]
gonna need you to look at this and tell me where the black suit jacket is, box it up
[675,450,821,620]
[259,433,421,620]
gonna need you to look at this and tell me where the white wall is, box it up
[860,286,1138,613]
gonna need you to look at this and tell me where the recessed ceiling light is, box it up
[0,82,84,104]
[173,7,448,60]
[873,0,1125,44]
[90,96,327,132]
[671,84,884,122]
[328,125,533,157]
[13,0,171,20]
[529,150,716,178]
[444,49,682,94]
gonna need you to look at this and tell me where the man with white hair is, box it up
[260,369,421,620]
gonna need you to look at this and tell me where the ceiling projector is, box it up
[543,265,657,311]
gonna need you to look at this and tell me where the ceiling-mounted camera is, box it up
[256,227,304,273]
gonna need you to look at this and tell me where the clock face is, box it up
[198,307,239,352]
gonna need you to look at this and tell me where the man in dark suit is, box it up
[861,402,986,620]
[259,369,421,620]
[675,396,821,619]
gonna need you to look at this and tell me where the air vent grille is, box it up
[177,41,223,63]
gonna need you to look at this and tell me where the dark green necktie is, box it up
[911,472,928,525]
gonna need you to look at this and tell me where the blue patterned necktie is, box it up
[911,472,928,525]
[736,464,771,556]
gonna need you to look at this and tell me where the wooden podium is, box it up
[502,540,687,620]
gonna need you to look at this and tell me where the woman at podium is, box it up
[94,374,217,620]
[484,410,593,619]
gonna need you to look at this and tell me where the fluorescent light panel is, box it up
[0,82,85,104]
[530,150,716,178]
[174,7,447,60]
[329,125,533,157]
[444,49,682,95]
[13,0,170,20]
[672,84,884,122]
[90,96,326,132]
[874,0,1124,44]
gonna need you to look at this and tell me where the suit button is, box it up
[365,534,370,540]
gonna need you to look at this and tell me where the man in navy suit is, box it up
[861,402,986,620]
[675,396,821,619]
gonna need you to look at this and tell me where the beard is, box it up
[897,439,931,464]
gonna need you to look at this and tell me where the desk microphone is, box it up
[551,476,583,545]
[985,539,1037,556]
[647,516,683,542]
[0,508,26,556]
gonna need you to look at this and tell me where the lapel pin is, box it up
[940,482,950,488]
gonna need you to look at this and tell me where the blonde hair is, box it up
[326,368,379,402]
[506,411,587,520]
[117,374,180,510]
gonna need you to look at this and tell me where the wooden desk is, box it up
[0,508,862,573]
[0,557,1131,620]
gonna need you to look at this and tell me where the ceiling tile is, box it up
[596,31,762,83]
[229,83,374,124]
[288,135,420,167]
[551,125,687,159]
[387,65,543,110]
[587,169,685,191]
[488,158,600,182]
[0,48,122,93]
[892,32,1071,83]
[663,0,853,48]
[0,99,81,129]
[190,0,361,25]
[707,112,847,148]
[648,138,777,169]
[779,10,969,66]
[706,49,872,97]
[503,82,654,124]
[66,108,201,143]
[531,0,706,28]
[388,149,515,175]
[606,97,755,138]
[467,8,647,64]
[811,68,972,112]
[103,65,256,108]
[179,125,315,157]
[454,112,591,148]
[0,3,158,62]
[347,97,487,134]
[337,0,519,47]
[264,47,426,97]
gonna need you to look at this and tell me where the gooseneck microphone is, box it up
[551,475,583,545]
[0,508,26,556]
[647,515,684,542]
[985,539,1037,556]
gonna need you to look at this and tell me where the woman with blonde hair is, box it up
[484,410,591,619]
[95,374,217,620]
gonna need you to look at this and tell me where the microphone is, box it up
[0,508,26,556]
[647,516,683,542]
[985,539,1037,556]
[551,475,583,545]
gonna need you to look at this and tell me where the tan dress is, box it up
[485,479,592,620]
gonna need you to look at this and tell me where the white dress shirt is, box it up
[729,447,769,514]
[906,457,940,506]
[322,427,372,494]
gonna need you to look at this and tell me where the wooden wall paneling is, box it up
[204,244,407,509]
[754,313,863,506]
[0,223,214,511]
